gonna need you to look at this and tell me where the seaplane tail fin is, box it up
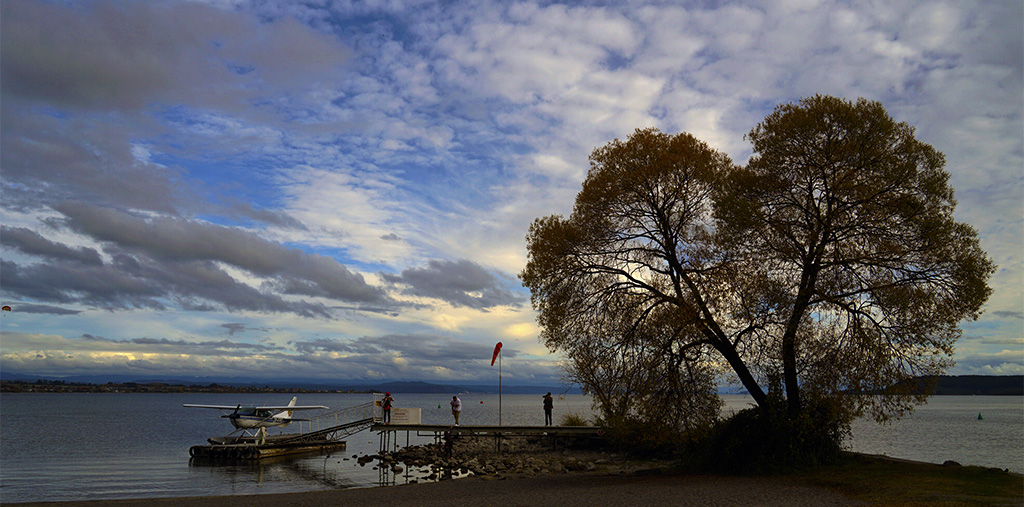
[277,396,299,419]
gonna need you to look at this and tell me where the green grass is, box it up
[798,453,1023,506]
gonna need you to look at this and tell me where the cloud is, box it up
[0,0,352,223]
[80,333,283,354]
[1,226,103,265]
[382,259,524,309]
[0,0,1018,387]
[992,311,1024,320]
[1,203,393,317]
[0,0,349,111]
[220,323,269,336]
[294,333,507,361]
[952,349,1024,376]
[54,203,387,304]
[0,303,81,316]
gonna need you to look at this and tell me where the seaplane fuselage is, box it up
[225,409,293,429]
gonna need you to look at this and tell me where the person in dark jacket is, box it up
[382,392,394,423]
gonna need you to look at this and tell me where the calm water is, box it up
[0,393,1020,503]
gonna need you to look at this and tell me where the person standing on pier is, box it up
[543,392,554,426]
[382,392,394,423]
[450,395,462,425]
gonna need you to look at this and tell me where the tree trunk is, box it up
[715,339,768,409]
[782,330,800,417]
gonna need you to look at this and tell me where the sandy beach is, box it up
[14,471,860,507]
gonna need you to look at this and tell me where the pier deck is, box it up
[371,424,603,453]
[371,424,601,437]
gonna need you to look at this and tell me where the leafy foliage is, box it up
[723,95,995,421]
[520,96,994,457]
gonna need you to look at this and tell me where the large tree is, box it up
[521,96,994,431]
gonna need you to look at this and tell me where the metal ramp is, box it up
[279,400,381,445]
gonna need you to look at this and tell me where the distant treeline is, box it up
[3,375,1017,395]
[880,375,1023,396]
[0,378,569,395]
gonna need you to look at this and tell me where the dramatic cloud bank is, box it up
[1,0,1020,384]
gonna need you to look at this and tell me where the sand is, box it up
[13,471,861,507]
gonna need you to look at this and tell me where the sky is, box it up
[1,0,1021,388]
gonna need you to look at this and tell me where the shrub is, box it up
[684,395,851,474]
[595,414,702,457]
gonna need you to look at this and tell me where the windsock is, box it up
[491,342,502,366]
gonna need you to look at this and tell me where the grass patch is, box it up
[798,453,1022,506]
[559,413,588,426]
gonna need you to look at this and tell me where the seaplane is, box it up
[184,396,328,444]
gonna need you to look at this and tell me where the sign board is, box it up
[389,407,421,425]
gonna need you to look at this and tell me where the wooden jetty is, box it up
[189,400,379,461]
[188,396,605,460]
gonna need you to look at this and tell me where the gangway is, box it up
[280,400,380,444]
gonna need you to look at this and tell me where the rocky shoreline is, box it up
[358,433,673,483]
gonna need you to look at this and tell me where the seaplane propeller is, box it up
[222,404,241,420]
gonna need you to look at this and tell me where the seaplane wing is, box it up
[183,404,328,410]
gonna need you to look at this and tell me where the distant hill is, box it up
[910,375,1022,395]
[872,375,1023,396]
[0,373,576,395]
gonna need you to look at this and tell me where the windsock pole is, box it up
[491,341,503,425]
[499,349,502,425]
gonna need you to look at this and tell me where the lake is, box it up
[0,393,1020,503]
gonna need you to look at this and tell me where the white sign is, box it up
[389,407,421,425]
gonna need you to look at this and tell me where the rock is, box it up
[942,460,962,467]
[564,458,586,471]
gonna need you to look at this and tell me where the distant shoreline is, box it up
[2,374,1021,395]
[0,380,369,394]
[0,379,576,395]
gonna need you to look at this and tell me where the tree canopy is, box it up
[520,95,994,436]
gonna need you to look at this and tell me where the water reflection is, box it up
[188,449,361,490]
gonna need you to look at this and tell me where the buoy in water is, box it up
[978,412,983,420]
